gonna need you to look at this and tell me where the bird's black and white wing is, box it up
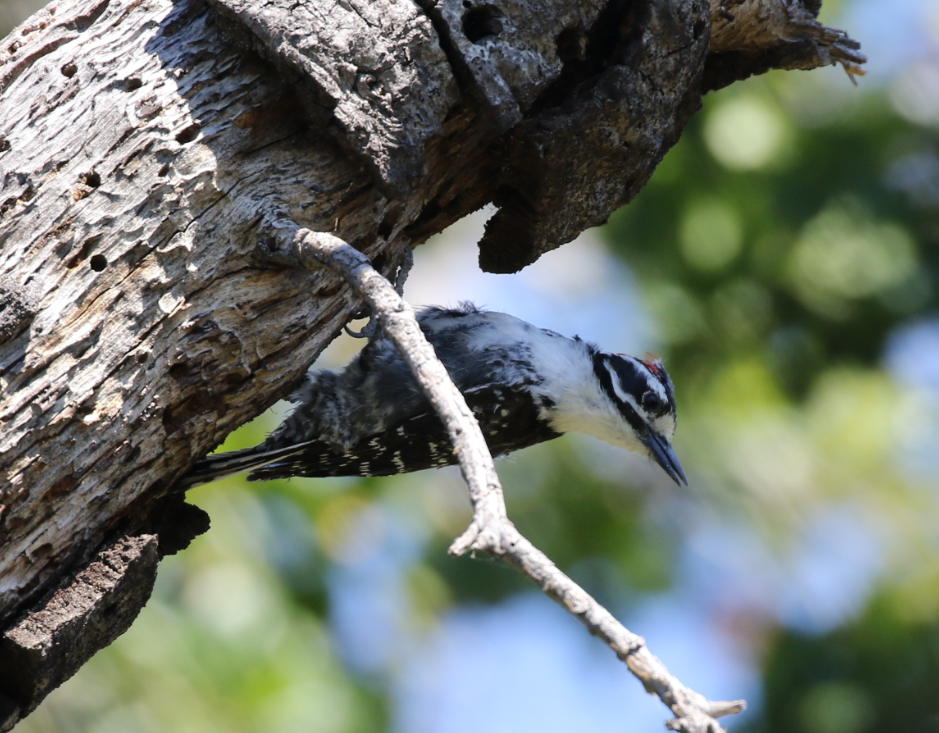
[247,383,560,480]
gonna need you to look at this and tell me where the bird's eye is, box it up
[641,391,663,413]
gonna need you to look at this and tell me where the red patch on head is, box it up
[639,354,665,380]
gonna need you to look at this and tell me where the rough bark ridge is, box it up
[0,0,864,727]
[0,533,161,722]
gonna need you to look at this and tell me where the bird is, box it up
[180,303,686,488]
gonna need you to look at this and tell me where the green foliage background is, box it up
[8,1,939,731]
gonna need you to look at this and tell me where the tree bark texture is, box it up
[0,0,863,726]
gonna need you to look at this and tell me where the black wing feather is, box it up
[247,383,560,481]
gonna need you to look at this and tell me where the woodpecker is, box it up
[181,304,686,487]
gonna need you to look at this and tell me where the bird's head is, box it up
[596,352,685,484]
[549,348,686,485]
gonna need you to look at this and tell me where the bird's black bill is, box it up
[645,431,687,486]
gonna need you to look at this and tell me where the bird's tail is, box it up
[178,441,317,489]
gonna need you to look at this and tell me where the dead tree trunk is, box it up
[0,0,863,727]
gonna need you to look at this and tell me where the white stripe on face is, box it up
[629,357,668,404]
[604,356,672,428]
[603,360,643,416]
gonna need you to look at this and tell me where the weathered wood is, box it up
[707,0,863,62]
[703,0,867,91]
[0,533,161,731]
[0,0,392,628]
[477,0,711,272]
[207,0,459,196]
[0,0,864,725]
[429,0,608,130]
[208,0,866,272]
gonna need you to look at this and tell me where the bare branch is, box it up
[263,220,747,733]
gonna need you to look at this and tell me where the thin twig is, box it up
[263,220,746,733]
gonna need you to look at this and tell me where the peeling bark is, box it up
[0,534,161,730]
